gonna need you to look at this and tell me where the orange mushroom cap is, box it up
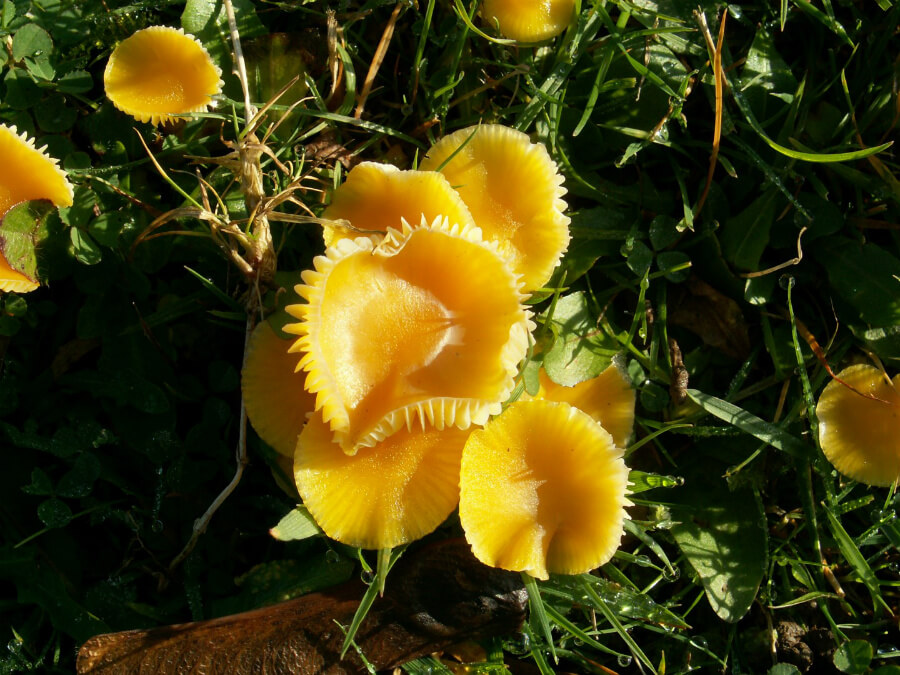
[294,411,468,549]
[0,125,73,293]
[321,162,475,247]
[241,321,317,458]
[0,125,73,219]
[534,362,635,448]
[104,26,223,125]
[816,364,900,487]
[419,125,569,292]
[460,400,629,580]
[481,0,576,42]
[284,217,532,453]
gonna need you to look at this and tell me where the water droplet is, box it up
[663,566,680,581]
[778,274,795,290]
[325,550,340,563]
[151,519,163,533]
[634,554,652,567]
[506,632,531,655]
[692,636,709,650]
[877,645,898,656]
[361,569,375,585]
[617,655,633,667]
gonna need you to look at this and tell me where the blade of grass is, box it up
[581,577,658,673]
[823,509,890,616]
[686,389,811,459]
[522,573,557,663]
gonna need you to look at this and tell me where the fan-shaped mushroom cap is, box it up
[460,400,630,580]
[241,321,317,457]
[535,362,635,448]
[481,0,576,42]
[104,26,223,125]
[0,125,73,218]
[294,411,468,549]
[419,125,569,292]
[816,364,900,487]
[285,217,532,453]
[321,162,475,247]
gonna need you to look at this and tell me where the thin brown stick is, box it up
[223,0,256,121]
[354,1,403,119]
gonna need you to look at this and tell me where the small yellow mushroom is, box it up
[419,125,569,292]
[534,362,635,448]
[460,400,630,580]
[321,162,475,247]
[241,321,317,458]
[816,364,900,487]
[481,0,576,42]
[0,124,74,293]
[294,412,468,549]
[285,217,532,453]
[104,26,223,125]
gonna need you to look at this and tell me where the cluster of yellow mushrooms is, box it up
[0,21,897,582]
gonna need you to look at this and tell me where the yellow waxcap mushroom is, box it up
[816,364,900,487]
[104,26,223,125]
[0,253,38,293]
[0,124,73,218]
[419,125,569,292]
[535,362,635,448]
[242,321,317,458]
[460,400,629,580]
[321,162,475,247]
[481,0,576,42]
[285,217,532,453]
[294,411,468,549]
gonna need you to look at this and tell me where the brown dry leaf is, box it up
[669,276,751,360]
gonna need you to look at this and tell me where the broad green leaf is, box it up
[687,389,811,459]
[628,470,683,493]
[37,497,72,528]
[181,0,266,66]
[36,93,76,132]
[3,67,40,108]
[70,227,102,265]
[0,200,57,285]
[720,190,777,271]
[833,640,873,675]
[269,506,322,542]
[740,28,798,120]
[12,23,52,60]
[669,478,767,623]
[768,665,801,675]
[56,69,91,93]
[815,237,900,327]
[851,325,900,362]
[542,291,619,386]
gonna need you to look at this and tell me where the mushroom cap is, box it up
[0,252,39,293]
[419,125,569,292]
[285,217,532,453]
[321,162,475,247]
[0,124,73,218]
[241,321,317,457]
[816,364,900,487]
[294,411,467,549]
[459,400,630,580]
[104,26,223,125]
[481,0,576,42]
[535,362,635,448]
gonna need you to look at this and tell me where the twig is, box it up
[355,1,404,119]
[223,0,256,122]
[169,312,255,573]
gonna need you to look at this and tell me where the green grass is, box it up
[1,0,899,673]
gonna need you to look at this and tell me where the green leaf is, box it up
[833,640,873,675]
[669,479,768,623]
[815,237,900,327]
[739,28,798,120]
[0,200,57,285]
[36,93,76,132]
[628,470,683,493]
[56,452,101,499]
[12,23,52,60]
[852,324,900,362]
[768,665,802,675]
[3,67,40,109]
[542,292,619,386]
[181,0,266,66]
[657,251,691,282]
[269,506,322,542]
[70,228,102,265]
[686,389,811,459]
[56,69,91,94]
[37,497,72,528]
[21,468,53,496]
[720,190,778,271]
[824,510,883,612]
